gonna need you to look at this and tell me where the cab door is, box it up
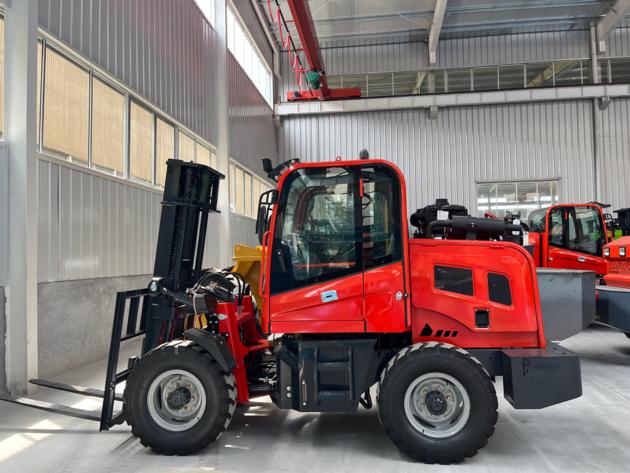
[361,164,407,332]
[267,166,365,333]
[547,206,608,274]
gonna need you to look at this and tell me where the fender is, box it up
[184,328,236,373]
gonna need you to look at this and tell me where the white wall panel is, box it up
[279,101,596,214]
[230,212,258,251]
[37,158,162,282]
[228,53,277,173]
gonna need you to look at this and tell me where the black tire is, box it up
[377,342,498,464]
[124,340,237,455]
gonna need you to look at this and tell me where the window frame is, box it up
[41,43,91,163]
[476,179,560,218]
[269,166,363,295]
[227,5,274,106]
[35,34,217,190]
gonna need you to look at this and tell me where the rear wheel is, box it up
[124,340,237,454]
[377,342,498,464]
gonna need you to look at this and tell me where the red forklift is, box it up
[526,203,612,275]
[2,158,582,464]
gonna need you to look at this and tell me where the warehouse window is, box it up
[43,47,89,161]
[195,0,215,26]
[156,118,175,186]
[229,161,272,218]
[37,37,217,188]
[227,6,273,106]
[92,78,125,174]
[477,180,559,218]
[0,16,4,139]
[435,266,474,296]
[179,132,195,162]
[129,101,154,182]
[195,142,217,169]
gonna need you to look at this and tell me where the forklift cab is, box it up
[528,204,610,275]
[259,160,410,334]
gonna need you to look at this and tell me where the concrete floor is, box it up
[0,325,629,473]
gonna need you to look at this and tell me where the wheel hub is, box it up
[425,390,447,416]
[404,372,471,439]
[147,369,207,432]
[166,386,192,411]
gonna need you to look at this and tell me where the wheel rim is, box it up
[403,372,471,439]
[147,369,207,432]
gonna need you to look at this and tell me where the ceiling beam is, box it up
[428,0,447,65]
[597,0,630,52]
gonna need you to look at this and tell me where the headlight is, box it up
[621,247,627,257]
[604,247,610,257]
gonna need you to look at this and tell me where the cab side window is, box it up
[361,165,403,270]
[270,167,360,294]
[549,208,564,247]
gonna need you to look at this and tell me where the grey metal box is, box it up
[536,269,596,341]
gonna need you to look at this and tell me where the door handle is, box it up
[578,256,586,263]
[321,290,338,303]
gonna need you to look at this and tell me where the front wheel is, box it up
[377,343,498,464]
[124,340,237,455]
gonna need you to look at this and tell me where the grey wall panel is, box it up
[38,274,151,377]
[607,26,630,58]
[232,0,273,67]
[37,158,162,282]
[39,0,219,145]
[598,98,630,211]
[228,53,278,172]
[436,30,590,68]
[279,101,596,214]
[230,212,258,250]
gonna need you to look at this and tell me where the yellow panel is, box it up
[156,118,175,186]
[92,78,125,173]
[129,102,154,182]
[179,132,195,162]
[43,48,89,161]
[196,143,212,167]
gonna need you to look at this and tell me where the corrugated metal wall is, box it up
[279,101,596,213]
[38,0,219,145]
[436,30,590,68]
[607,26,630,57]
[598,98,630,211]
[231,0,273,67]
[230,213,258,250]
[37,158,161,282]
[228,53,277,172]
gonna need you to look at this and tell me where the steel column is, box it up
[4,0,39,394]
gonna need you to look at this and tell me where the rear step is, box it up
[0,288,150,430]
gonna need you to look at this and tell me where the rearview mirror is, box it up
[262,158,273,175]
[256,205,268,244]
